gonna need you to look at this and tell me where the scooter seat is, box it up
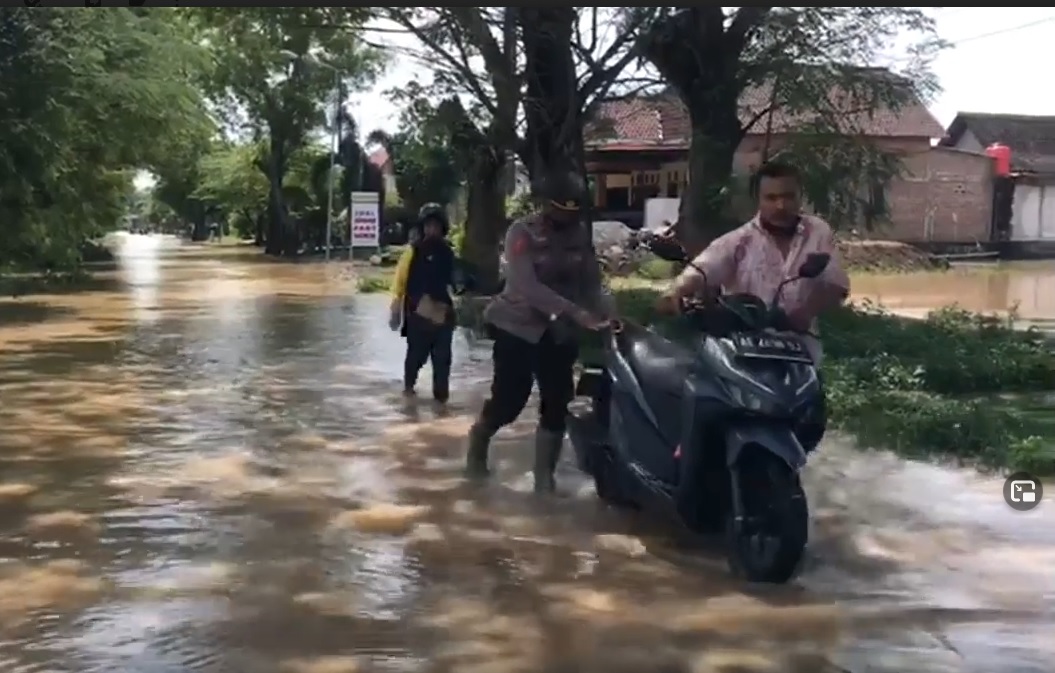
[617,324,695,395]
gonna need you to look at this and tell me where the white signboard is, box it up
[350,191,380,247]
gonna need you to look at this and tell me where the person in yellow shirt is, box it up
[388,220,423,329]
[389,203,457,401]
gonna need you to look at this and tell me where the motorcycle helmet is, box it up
[416,202,450,235]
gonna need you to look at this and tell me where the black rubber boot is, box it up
[464,423,493,479]
[533,428,564,494]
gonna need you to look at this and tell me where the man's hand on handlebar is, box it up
[656,289,710,316]
[655,292,681,316]
[574,309,611,331]
[783,307,814,332]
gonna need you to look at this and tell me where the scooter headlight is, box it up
[723,380,773,413]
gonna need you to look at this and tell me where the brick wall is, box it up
[882,147,994,244]
[734,135,994,243]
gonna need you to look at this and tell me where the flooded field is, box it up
[0,236,1050,673]
[852,262,1055,330]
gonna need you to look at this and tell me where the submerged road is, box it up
[0,235,1049,673]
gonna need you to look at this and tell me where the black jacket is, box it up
[404,237,455,313]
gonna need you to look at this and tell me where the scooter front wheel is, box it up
[725,453,808,584]
[592,449,636,508]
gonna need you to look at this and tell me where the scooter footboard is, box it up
[725,425,807,471]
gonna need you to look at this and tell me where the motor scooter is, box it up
[566,239,830,583]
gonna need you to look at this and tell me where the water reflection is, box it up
[0,238,1049,672]
[113,233,168,325]
[852,262,1055,322]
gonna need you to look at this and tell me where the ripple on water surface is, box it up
[0,238,1051,672]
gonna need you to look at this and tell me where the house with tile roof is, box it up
[586,81,999,245]
[941,113,1055,246]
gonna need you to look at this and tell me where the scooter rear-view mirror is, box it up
[645,234,689,263]
[797,252,830,279]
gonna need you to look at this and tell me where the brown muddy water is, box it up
[853,262,1055,331]
[0,235,1050,673]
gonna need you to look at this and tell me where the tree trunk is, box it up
[462,149,506,293]
[263,137,295,257]
[190,215,209,242]
[642,9,762,255]
[520,9,582,182]
[680,92,742,254]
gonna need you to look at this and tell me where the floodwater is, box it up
[0,236,1050,673]
[853,262,1055,330]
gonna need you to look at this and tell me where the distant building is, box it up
[586,72,994,245]
[941,112,1055,247]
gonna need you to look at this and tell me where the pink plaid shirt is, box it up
[677,214,850,363]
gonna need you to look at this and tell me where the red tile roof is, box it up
[589,78,943,148]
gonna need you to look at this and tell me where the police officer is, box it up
[465,171,615,493]
[394,203,457,403]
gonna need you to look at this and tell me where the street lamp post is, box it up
[323,65,339,262]
[280,50,340,262]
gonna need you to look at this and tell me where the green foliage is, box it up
[0,8,213,272]
[368,92,464,215]
[189,8,384,252]
[448,222,467,257]
[634,259,678,281]
[822,303,1055,395]
[195,142,269,221]
[506,192,534,220]
[604,288,1055,474]
[356,275,390,294]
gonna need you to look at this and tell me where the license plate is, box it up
[731,333,809,360]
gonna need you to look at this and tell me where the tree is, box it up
[0,7,213,272]
[366,94,462,215]
[151,128,217,242]
[520,8,660,182]
[382,9,519,288]
[384,8,655,288]
[641,7,944,251]
[333,107,387,217]
[194,141,270,243]
[191,8,384,256]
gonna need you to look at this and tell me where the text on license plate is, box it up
[733,334,805,354]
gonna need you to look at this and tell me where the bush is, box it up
[821,302,1055,394]
[634,258,678,281]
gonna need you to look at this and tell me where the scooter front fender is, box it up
[725,425,807,471]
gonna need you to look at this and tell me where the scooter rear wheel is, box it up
[725,453,808,584]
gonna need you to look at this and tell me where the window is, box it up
[666,169,682,198]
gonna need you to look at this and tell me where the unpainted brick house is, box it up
[586,76,995,244]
